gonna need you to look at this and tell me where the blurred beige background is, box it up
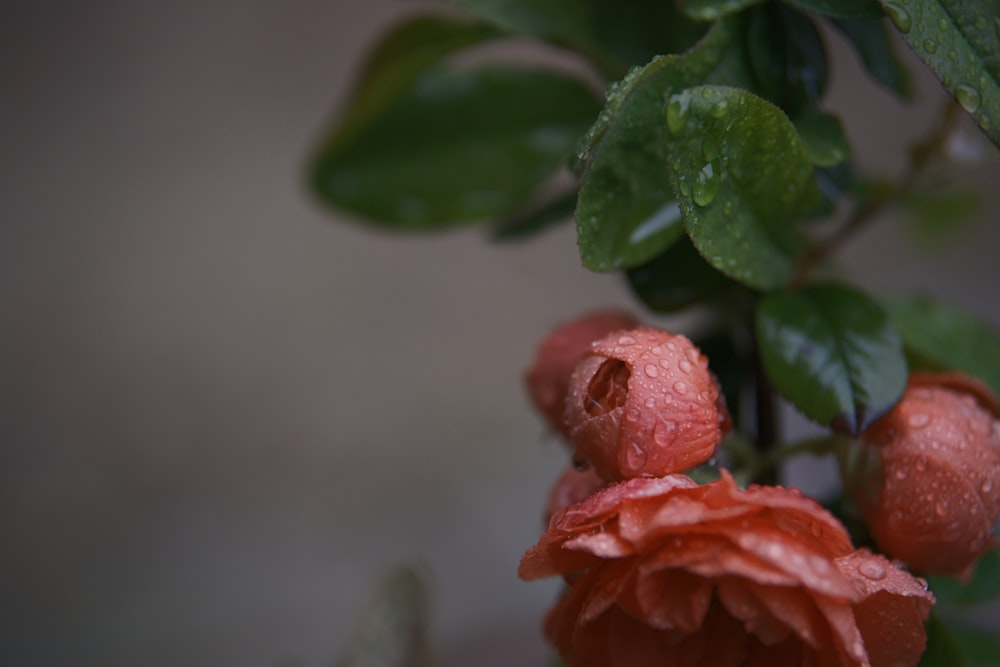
[1,2,998,666]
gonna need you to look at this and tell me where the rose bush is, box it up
[520,471,933,667]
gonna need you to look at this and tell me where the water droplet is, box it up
[941,521,963,541]
[625,442,647,471]
[673,381,688,395]
[618,335,636,346]
[653,419,677,447]
[626,408,642,422]
[935,500,948,516]
[679,359,692,374]
[850,640,865,660]
[710,99,729,118]
[923,39,938,53]
[644,397,656,408]
[884,2,912,32]
[693,161,721,207]
[659,358,671,369]
[955,85,982,113]
[857,560,886,581]
[974,15,988,30]
[644,364,659,378]
[982,479,994,494]
[895,468,908,480]
[723,201,733,215]
[948,51,959,62]
[908,413,930,428]
[701,135,720,162]
[666,94,690,137]
[938,18,949,29]
[915,456,928,472]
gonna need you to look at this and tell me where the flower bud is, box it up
[525,310,639,438]
[850,372,1000,577]
[563,326,729,481]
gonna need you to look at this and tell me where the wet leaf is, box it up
[312,66,600,228]
[878,0,1000,145]
[882,294,1000,397]
[666,86,818,289]
[745,6,829,115]
[680,0,759,21]
[575,17,756,271]
[756,283,908,433]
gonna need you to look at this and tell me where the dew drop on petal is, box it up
[644,364,660,378]
[653,419,678,448]
[625,442,647,471]
[915,456,928,472]
[626,408,642,422]
[673,381,688,395]
[982,479,994,494]
[908,413,931,428]
[678,359,692,374]
[618,335,636,346]
[645,397,657,409]
[857,560,886,581]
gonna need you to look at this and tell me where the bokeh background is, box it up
[2,2,999,666]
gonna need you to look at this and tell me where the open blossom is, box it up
[525,310,639,438]
[563,327,729,481]
[520,471,933,667]
[850,372,1000,577]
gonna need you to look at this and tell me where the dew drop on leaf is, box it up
[955,85,982,113]
[884,2,912,32]
[693,162,721,207]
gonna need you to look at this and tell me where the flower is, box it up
[849,372,1000,577]
[544,465,607,526]
[526,310,639,438]
[520,471,933,667]
[562,326,729,481]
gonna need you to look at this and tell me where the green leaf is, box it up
[336,566,432,667]
[785,0,884,18]
[317,15,501,156]
[920,615,966,667]
[491,190,577,240]
[878,0,1000,145]
[830,17,914,98]
[575,17,756,271]
[666,86,819,289]
[312,66,600,228]
[882,294,1000,397]
[756,283,908,433]
[681,0,760,21]
[745,6,829,115]
[795,111,851,166]
[928,551,1000,607]
[949,625,1000,666]
[451,0,705,76]
[626,234,733,312]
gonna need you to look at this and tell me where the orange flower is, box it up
[525,310,639,438]
[544,465,607,526]
[850,372,1000,577]
[520,472,933,667]
[563,327,729,481]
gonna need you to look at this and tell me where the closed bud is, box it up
[563,326,729,481]
[525,310,638,438]
[850,372,1000,578]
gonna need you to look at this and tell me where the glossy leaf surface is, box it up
[313,66,600,228]
[575,18,755,271]
[879,0,1000,144]
[666,86,818,289]
[745,7,829,115]
[882,294,1000,396]
[756,283,907,433]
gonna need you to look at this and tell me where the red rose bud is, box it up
[525,310,639,438]
[850,372,1000,578]
[563,326,730,481]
